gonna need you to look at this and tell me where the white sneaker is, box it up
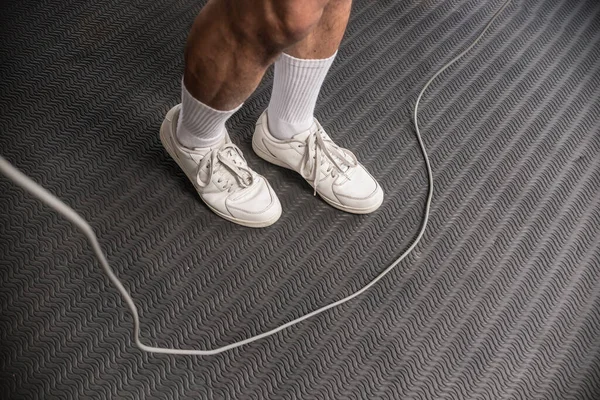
[160,105,282,228]
[252,111,384,214]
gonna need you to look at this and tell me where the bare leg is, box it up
[183,0,330,111]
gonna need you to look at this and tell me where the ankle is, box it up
[266,108,312,139]
[176,82,241,149]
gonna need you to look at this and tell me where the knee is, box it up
[268,0,328,45]
[227,0,328,51]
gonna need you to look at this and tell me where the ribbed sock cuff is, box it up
[176,81,242,149]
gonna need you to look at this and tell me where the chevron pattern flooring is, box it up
[1,0,599,399]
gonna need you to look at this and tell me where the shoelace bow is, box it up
[299,128,358,195]
[196,143,254,192]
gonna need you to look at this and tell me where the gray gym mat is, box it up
[1,0,599,399]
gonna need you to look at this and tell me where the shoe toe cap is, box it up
[333,165,384,212]
[226,177,282,225]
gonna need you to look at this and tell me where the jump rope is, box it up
[0,0,511,356]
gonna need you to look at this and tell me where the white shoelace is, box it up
[197,143,254,192]
[299,127,358,195]
[0,0,512,356]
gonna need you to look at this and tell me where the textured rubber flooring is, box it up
[1,0,600,398]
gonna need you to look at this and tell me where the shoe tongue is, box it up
[184,137,227,162]
[291,122,318,142]
[198,136,227,152]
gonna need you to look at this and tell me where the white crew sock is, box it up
[176,81,242,149]
[267,52,336,139]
